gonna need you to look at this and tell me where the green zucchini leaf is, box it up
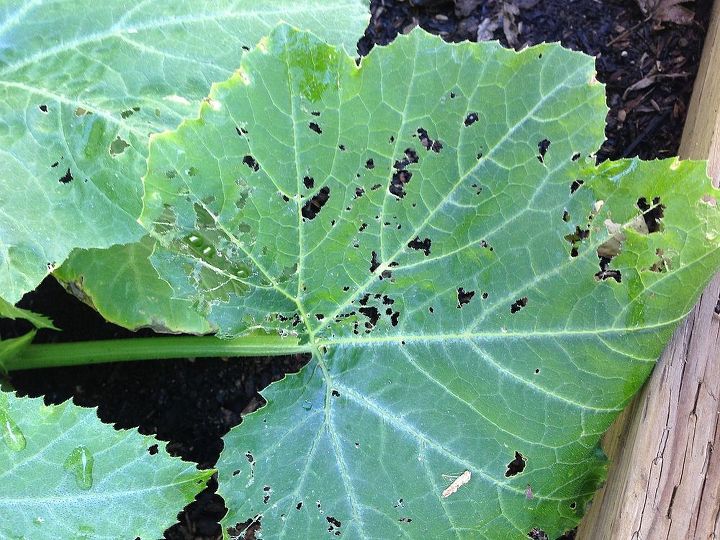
[140,27,720,538]
[0,391,212,539]
[0,0,370,304]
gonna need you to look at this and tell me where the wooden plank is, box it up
[577,2,720,538]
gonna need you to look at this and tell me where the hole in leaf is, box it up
[359,306,380,330]
[505,451,527,477]
[303,176,315,189]
[39,104,48,113]
[58,168,73,184]
[570,179,584,194]
[650,248,669,273]
[572,152,581,161]
[464,112,479,127]
[365,158,375,169]
[537,139,550,163]
[243,155,260,172]
[370,251,380,273]
[390,170,412,198]
[399,517,412,523]
[564,226,589,257]
[510,297,528,313]
[637,196,665,232]
[398,148,419,167]
[235,126,248,137]
[296,502,303,510]
[482,292,489,299]
[570,502,577,510]
[527,528,548,540]
[562,210,570,222]
[262,485,271,504]
[407,236,431,256]
[327,516,342,535]
[147,444,158,455]
[457,288,475,308]
[311,111,321,117]
[338,144,346,151]
[534,368,540,374]
[229,516,261,539]
[595,258,622,282]
[417,127,443,153]
[331,389,340,397]
[308,122,322,134]
[109,136,130,156]
[120,106,140,119]
[232,470,241,476]
[302,186,330,221]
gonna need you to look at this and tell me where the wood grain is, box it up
[577,2,720,538]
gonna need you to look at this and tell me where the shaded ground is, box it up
[3,0,713,538]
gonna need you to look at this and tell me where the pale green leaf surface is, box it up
[0,391,212,539]
[0,0,370,304]
[140,27,720,538]
[0,298,56,330]
[54,236,212,334]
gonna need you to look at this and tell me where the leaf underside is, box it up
[0,0,370,305]
[140,26,720,539]
[0,391,212,540]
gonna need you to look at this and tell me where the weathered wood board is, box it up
[577,2,720,537]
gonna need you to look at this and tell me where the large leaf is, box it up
[0,391,212,539]
[140,27,720,538]
[0,0,370,304]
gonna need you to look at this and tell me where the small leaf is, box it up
[0,391,212,539]
[140,27,720,538]
[0,298,57,330]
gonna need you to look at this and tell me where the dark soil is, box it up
[3,1,713,538]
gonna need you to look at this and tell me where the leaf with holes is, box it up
[140,26,720,539]
[0,390,212,539]
[0,0,369,305]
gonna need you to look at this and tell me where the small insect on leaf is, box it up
[441,470,471,498]
[525,484,534,500]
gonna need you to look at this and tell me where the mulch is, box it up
[4,1,713,538]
